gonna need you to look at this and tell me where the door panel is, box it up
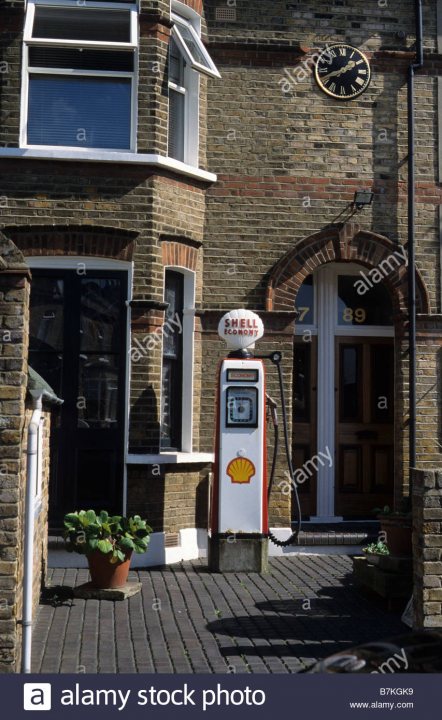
[335,337,394,517]
[29,270,128,528]
[293,338,317,517]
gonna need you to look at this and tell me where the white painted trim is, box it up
[308,262,395,520]
[316,265,337,520]
[48,528,207,568]
[126,452,214,464]
[26,256,133,516]
[0,148,217,183]
[26,256,132,271]
[172,0,201,29]
[184,59,200,167]
[30,0,137,8]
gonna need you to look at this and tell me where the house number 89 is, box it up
[343,307,367,324]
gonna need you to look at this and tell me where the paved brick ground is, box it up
[32,556,407,674]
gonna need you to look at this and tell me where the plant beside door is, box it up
[64,510,152,589]
[374,503,412,558]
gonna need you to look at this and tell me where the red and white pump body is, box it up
[212,357,268,535]
[209,309,269,571]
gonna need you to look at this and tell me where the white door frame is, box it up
[295,263,394,523]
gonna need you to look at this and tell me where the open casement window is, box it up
[22,1,138,151]
[168,11,220,165]
[171,13,220,80]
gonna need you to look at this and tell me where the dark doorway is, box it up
[29,269,128,528]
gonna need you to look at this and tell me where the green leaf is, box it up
[97,539,113,555]
[85,509,97,525]
[119,537,135,552]
[116,550,126,563]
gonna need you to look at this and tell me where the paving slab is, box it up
[32,556,408,674]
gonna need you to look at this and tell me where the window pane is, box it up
[78,354,119,428]
[371,344,394,422]
[33,8,131,43]
[29,47,134,72]
[161,271,184,449]
[174,21,209,68]
[295,275,314,325]
[340,345,362,421]
[163,271,183,358]
[80,278,122,352]
[168,87,185,161]
[293,345,311,422]
[169,39,184,85]
[30,277,64,352]
[337,275,393,326]
[28,75,131,149]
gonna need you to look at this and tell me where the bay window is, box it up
[22,0,138,151]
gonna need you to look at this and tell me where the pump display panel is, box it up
[226,369,259,383]
[226,386,258,428]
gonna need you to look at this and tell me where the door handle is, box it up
[355,430,379,440]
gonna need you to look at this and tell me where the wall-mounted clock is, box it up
[315,43,371,100]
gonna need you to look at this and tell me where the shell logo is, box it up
[226,457,256,484]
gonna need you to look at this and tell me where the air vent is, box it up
[215,7,237,22]
[165,533,180,548]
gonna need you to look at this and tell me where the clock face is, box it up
[315,44,371,100]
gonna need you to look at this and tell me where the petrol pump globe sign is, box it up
[218,308,264,350]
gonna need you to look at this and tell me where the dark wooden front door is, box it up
[335,337,394,517]
[29,270,128,528]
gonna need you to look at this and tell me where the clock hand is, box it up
[323,60,356,80]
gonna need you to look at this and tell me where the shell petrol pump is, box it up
[208,309,302,573]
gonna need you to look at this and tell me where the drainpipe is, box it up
[21,388,63,674]
[407,0,424,490]
[21,395,42,674]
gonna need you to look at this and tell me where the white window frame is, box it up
[21,0,139,152]
[168,1,220,167]
[161,265,196,454]
[171,12,220,80]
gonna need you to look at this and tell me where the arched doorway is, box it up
[266,222,430,524]
[294,262,394,521]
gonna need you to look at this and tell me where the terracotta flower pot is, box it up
[87,550,132,589]
[379,516,412,557]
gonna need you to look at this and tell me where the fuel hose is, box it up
[265,352,302,547]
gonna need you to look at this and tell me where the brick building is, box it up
[0,0,442,654]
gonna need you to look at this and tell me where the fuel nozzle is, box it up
[266,394,278,427]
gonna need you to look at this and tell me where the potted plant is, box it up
[362,541,390,567]
[373,502,412,557]
[63,510,152,589]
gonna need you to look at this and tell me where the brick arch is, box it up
[161,236,200,271]
[2,225,137,262]
[266,223,430,316]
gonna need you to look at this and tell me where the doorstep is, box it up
[297,521,380,546]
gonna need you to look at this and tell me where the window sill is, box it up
[0,148,217,183]
[126,452,214,465]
